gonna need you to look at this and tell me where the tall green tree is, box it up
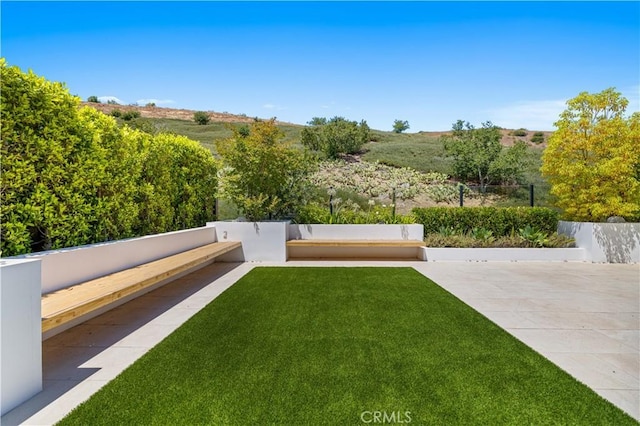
[301,116,370,159]
[392,119,410,133]
[442,120,528,191]
[541,88,640,221]
[216,119,314,221]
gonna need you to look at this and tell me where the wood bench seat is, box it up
[41,241,241,334]
[286,239,425,260]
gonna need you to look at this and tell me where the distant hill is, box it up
[82,102,550,147]
[80,102,298,126]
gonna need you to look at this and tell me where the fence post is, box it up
[529,184,534,207]
[392,188,396,219]
[459,185,464,207]
[329,188,334,215]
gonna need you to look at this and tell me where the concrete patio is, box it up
[2,261,638,425]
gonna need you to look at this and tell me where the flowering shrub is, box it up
[309,160,459,203]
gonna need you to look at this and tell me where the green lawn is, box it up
[59,267,635,425]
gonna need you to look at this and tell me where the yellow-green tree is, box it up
[541,88,640,221]
[216,119,314,221]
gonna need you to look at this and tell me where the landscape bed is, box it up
[59,267,634,425]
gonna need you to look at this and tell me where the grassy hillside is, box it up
[91,98,554,209]
[143,118,304,154]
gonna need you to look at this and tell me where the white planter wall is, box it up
[423,247,586,262]
[558,221,640,263]
[287,224,425,260]
[1,259,42,416]
[209,221,289,262]
[10,227,216,294]
[289,224,423,241]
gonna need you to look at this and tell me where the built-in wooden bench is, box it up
[41,241,241,334]
[286,239,426,260]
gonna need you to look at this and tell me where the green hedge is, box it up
[411,207,559,237]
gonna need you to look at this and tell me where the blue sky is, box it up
[2,1,638,131]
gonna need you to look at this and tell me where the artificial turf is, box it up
[58,267,636,425]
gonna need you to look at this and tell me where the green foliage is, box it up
[121,110,141,121]
[137,133,218,234]
[513,128,528,137]
[301,116,370,159]
[0,61,142,254]
[106,99,119,105]
[412,207,559,237]
[1,61,218,256]
[531,132,545,144]
[442,120,529,190]
[145,102,156,107]
[541,88,640,221]
[424,231,574,248]
[310,159,450,201]
[87,95,99,103]
[295,201,415,224]
[392,119,410,133]
[193,111,210,125]
[216,119,314,221]
[110,109,122,118]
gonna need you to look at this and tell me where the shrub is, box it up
[301,116,370,159]
[513,128,528,137]
[122,110,141,121]
[193,111,210,125]
[531,132,545,144]
[411,206,559,238]
[295,202,415,225]
[216,119,314,221]
[87,95,99,103]
[110,109,122,118]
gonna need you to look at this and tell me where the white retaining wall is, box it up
[1,259,42,416]
[422,247,586,262]
[209,221,289,262]
[11,227,217,294]
[558,221,640,263]
[288,224,424,241]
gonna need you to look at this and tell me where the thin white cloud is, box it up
[263,103,286,111]
[486,99,567,131]
[136,98,175,106]
[98,95,125,104]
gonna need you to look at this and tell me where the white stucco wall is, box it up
[209,221,289,262]
[288,224,424,241]
[558,221,640,263]
[422,247,586,262]
[10,227,217,294]
[1,259,42,416]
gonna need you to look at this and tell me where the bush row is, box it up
[1,61,217,256]
[411,207,559,237]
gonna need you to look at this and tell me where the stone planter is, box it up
[1,259,42,415]
[209,221,290,262]
[558,221,640,263]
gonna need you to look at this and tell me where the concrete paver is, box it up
[2,260,638,424]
